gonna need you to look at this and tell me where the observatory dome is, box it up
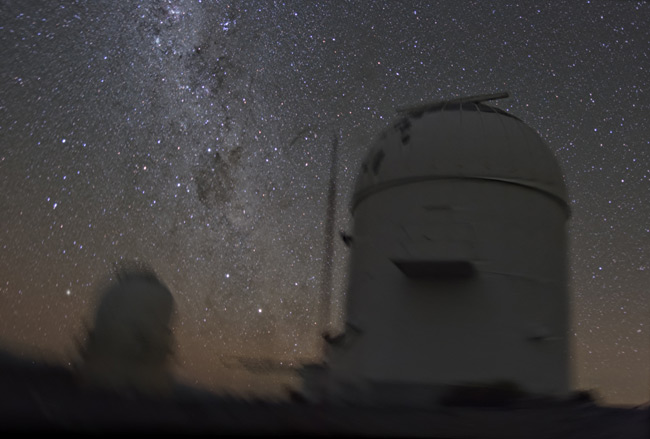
[353,99,569,212]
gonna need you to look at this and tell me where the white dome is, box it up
[353,101,569,212]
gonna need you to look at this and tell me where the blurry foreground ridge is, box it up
[77,265,176,397]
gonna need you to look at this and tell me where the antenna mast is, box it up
[319,132,339,339]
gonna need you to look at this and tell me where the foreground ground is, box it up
[1,349,647,438]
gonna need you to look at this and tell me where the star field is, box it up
[0,1,648,403]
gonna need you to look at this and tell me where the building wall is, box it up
[332,178,570,397]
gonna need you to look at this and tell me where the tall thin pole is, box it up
[319,132,339,340]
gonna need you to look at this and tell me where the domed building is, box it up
[304,93,572,406]
[79,268,176,397]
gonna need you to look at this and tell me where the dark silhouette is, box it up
[77,265,176,397]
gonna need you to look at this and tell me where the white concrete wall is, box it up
[331,178,570,397]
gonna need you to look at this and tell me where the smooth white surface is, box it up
[353,107,569,210]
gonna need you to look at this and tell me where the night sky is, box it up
[0,1,648,404]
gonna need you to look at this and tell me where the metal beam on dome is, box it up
[448,91,510,104]
[396,91,510,114]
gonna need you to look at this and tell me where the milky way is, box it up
[0,1,648,403]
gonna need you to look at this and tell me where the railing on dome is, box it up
[395,91,512,117]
